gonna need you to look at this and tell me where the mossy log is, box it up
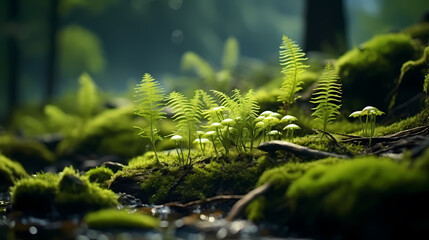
[258,140,349,159]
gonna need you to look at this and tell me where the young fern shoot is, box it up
[134,73,166,165]
[310,63,342,137]
[167,90,204,166]
[278,35,309,112]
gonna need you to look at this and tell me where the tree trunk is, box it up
[6,0,19,123]
[46,0,59,102]
[304,0,347,55]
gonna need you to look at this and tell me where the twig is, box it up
[258,140,349,159]
[226,183,271,221]
[165,195,243,209]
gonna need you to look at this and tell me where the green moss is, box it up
[246,157,343,222]
[84,209,159,230]
[110,151,274,204]
[10,166,118,216]
[286,157,429,237]
[336,33,418,112]
[0,154,28,191]
[0,134,55,172]
[84,166,114,187]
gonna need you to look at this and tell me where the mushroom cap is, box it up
[270,112,282,119]
[349,111,362,118]
[260,110,274,117]
[171,135,183,141]
[221,118,235,125]
[268,130,281,136]
[194,138,210,144]
[283,123,301,130]
[256,121,265,128]
[264,116,280,126]
[204,131,217,137]
[210,122,222,129]
[362,106,384,116]
[281,115,297,123]
[212,106,226,112]
[255,116,265,122]
[196,131,206,137]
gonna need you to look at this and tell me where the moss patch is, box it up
[10,166,118,216]
[0,154,28,191]
[84,166,114,188]
[286,157,429,238]
[109,150,274,204]
[84,209,159,230]
[246,157,344,222]
[336,33,418,112]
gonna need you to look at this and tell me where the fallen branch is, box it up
[257,140,349,159]
[226,183,271,221]
[164,195,243,209]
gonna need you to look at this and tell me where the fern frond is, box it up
[310,63,342,135]
[134,73,166,163]
[278,35,309,111]
[222,37,239,71]
[181,52,216,84]
[167,90,203,143]
[78,72,98,118]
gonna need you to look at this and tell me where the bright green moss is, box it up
[336,33,418,112]
[286,157,429,237]
[84,209,159,229]
[84,166,114,187]
[0,154,28,191]
[246,157,343,222]
[10,167,118,216]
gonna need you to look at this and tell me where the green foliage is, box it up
[310,63,342,135]
[278,35,309,111]
[0,154,28,191]
[84,209,159,230]
[286,157,429,238]
[84,166,114,188]
[134,73,166,164]
[10,166,118,216]
[167,90,204,165]
[78,72,99,118]
[59,25,105,77]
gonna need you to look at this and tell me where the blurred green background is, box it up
[0,0,428,122]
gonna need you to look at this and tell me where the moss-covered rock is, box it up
[84,209,159,229]
[336,33,418,112]
[84,166,114,188]
[109,150,274,204]
[0,154,28,191]
[286,157,429,238]
[246,157,344,222]
[0,135,55,173]
[10,166,118,216]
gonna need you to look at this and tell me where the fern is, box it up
[211,89,259,152]
[222,37,239,71]
[77,72,98,118]
[167,90,204,166]
[134,73,166,164]
[181,52,216,85]
[278,35,309,112]
[310,63,342,136]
